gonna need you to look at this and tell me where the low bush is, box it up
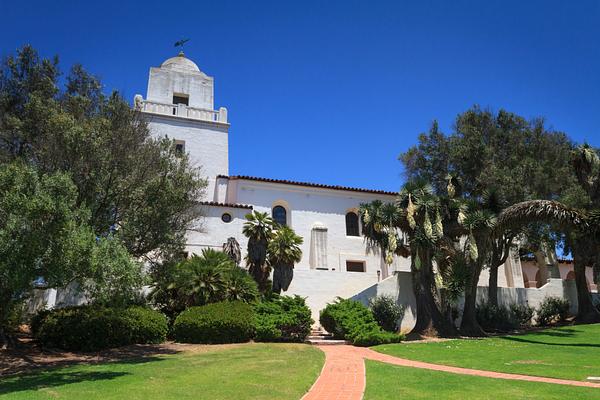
[476,302,535,332]
[254,296,313,342]
[33,305,168,351]
[510,303,534,327]
[369,295,404,332]
[476,302,514,332]
[172,301,254,344]
[536,297,570,326]
[319,298,403,346]
[351,329,404,347]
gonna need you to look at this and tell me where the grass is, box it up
[363,360,600,400]
[0,343,324,400]
[374,324,600,381]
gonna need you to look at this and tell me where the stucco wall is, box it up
[146,115,229,198]
[147,66,214,110]
[351,273,600,333]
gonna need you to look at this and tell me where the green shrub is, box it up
[510,303,534,327]
[254,296,312,342]
[33,305,168,351]
[172,301,254,344]
[150,249,258,320]
[351,329,403,347]
[476,302,535,332]
[369,295,404,332]
[319,298,403,346]
[320,298,374,339]
[476,302,514,332]
[536,297,570,326]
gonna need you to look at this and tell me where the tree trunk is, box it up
[408,269,433,338]
[409,256,458,338]
[0,297,14,350]
[488,265,499,307]
[573,254,600,324]
[460,266,486,337]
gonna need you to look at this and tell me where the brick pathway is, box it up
[301,346,365,400]
[302,345,600,400]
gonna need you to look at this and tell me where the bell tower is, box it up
[134,52,229,200]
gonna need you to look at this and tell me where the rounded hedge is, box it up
[254,295,313,342]
[320,297,404,346]
[172,301,254,344]
[33,305,168,351]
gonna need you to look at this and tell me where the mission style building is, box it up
[133,52,596,325]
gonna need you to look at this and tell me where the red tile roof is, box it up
[199,201,253,209]
[520,256,574,264]
[217,175,397,196]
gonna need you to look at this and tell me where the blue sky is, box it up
[2,1,599,192]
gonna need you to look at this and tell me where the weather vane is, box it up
[174,38,190,53]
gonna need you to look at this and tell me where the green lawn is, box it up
[374,324,600,381]
[0,343,324,400]
[364,360,600,400]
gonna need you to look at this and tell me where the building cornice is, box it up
[140,111,230,129]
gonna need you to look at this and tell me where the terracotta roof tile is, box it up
[217,175,397,196]
[199,201,253,209]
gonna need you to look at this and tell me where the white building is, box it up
[132,53,538,324]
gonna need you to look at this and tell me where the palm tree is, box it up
[171,249,231,306]
[497,199,600,323]
[456,201,498,336]
[268,225,303,294]
[242,211,274,293]
[223,237,242,266]
[361,180,458,337]
[225,267,259,302]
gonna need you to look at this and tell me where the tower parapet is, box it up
[134,52,228,124]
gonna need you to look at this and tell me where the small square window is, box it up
[175,140,185,154]
[346,261,365,273]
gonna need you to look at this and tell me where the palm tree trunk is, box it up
[488,265,499,307]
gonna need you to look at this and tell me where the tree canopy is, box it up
[0,45,207,261]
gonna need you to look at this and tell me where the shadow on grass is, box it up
[0,355,168,395]
[0,370,127,395]
[1,343,180,376]
[500,335,600,348]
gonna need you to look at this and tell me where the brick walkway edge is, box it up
[301,345,600,400]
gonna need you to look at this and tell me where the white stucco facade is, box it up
[133,53,529,320]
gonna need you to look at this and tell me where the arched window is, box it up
[346,212,360,236]
[272,205,287,226]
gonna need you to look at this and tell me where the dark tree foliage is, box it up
[401,107,576,204]
[0,46,206,261]
[400,106,578,311]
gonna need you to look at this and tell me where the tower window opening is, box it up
[173,94,189,106]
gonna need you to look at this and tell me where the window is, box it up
[173,94,189,106]
[345,212,360,236]
[346,261,365,273]
[174,140,185,154]
[272,205,287,226]
[221,213,232,223]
